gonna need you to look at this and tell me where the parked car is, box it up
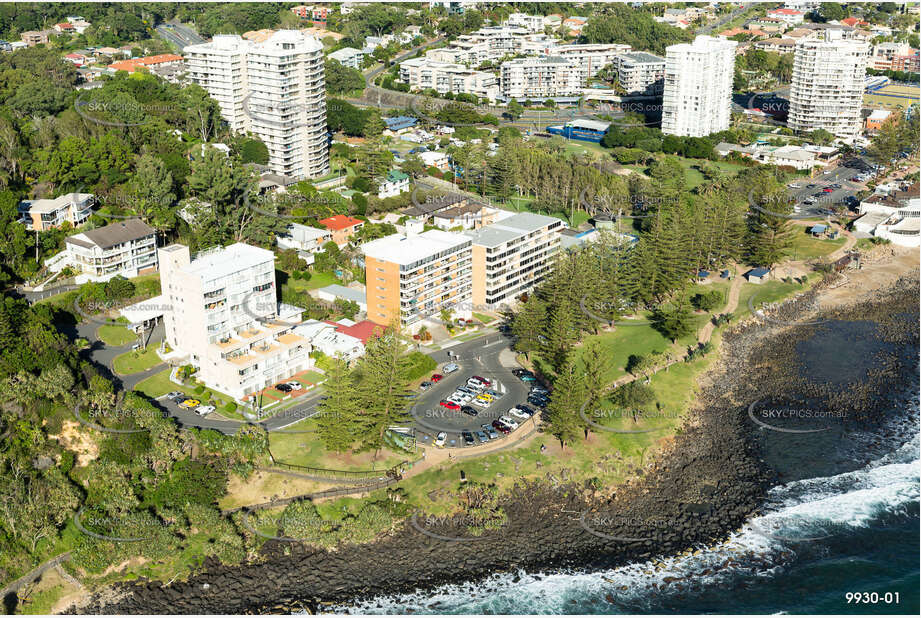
[285,381,302,390]
[518,373,537,382]
[470,375,491,386]
[457,386,477,395]
[179,399,200,409]
[461,405,479,416]
[528,395,549,408]
[443,362,460,374]
[475,430,489,444]
[803,196,817,205]
[472,397,491,408]
[476,393,494,403]
[509,406,530,419]
[440,400,460,410]
[788,182,802,188]
[492,420,511,434]
[517,404,536,417]
[530,385,549,395]
[498,415,519,430]
[166,391,183,400]
[170,393,188,404]
[462,431,475,446]
[435,432,447,447]
[196,405,215,416]
[275,383,293,393]
[483,388,501,398]
[482,424,499,439]
[420,381,433,391]
[431,374,444,382]
[467,378,486,389]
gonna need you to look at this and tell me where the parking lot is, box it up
[787,158,875,217]
[410,362,546,449]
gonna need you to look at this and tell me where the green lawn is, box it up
[285,270,341,291]
[473,312,495,324]
[298,370,326,385]
[97,323,136,346]
[267,418,404,471]
[786,230,847,260]
[112,347,164,375]
[676,157,747,189]
[734,276,814,322]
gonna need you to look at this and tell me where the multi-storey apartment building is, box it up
[159,243,313,400]
[550,43,632,86]
[184,31,329,179]
[500,56,581,99]
[19,192,94,231]
[184,35,251,132]
[661,35,737,137]
[275,223,332,264]
[63,219,158,281]
[399,57,500,101]
[425,26,558,67]
[504,12,545,33]
[788,29,868,138]
[465,212,562,306]
[361,229,472,331]
[614,51,666,96]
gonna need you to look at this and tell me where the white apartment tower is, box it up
[661,36,737,137]
[159,243,313,400]
[788,30,868,139]
[184,31,330,179]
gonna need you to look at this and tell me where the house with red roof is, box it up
[109,54,184,73]
[326,319,384,344]
[318,214,364,246]
[841,17,869,28]
[54,22,76,33]
[64,52,89,66]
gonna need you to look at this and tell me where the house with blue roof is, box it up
[809,224,828,236]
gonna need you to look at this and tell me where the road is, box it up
[787,157,873,217]
[698,3,753,35]
[155,21,206,51]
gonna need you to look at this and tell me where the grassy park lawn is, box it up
[676,157,747,189]
[786,230,847,260]
[734,276,814,322]
[473,312,495,324]
[112,347,163,374]
[97,323,136,346]
[266,418,404,471]
[285,270,341,291]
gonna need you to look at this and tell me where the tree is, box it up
[325,58,366,95]
[691,290,723,312]
[653,300,695,344]
[315,357,360,453]
[546,355,584,449]
[580,339,609,438]
[609,381,656,418]
[512,296,546,361]
[351,326,412,456]
[128,154,175,236]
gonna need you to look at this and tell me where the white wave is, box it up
[328,400,920,615]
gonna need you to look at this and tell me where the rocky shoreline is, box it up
[77,273,920,615]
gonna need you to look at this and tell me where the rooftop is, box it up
[66,218,154,250]
[319,214,363,231]
[464,211,561,248]
[184,243,275,279]
[21,192,93,214]
[360,229,471,265]
[316,284,366,304]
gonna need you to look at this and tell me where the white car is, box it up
[509,406,530,420]
[285,381,302,390]
[788,182,802,188]
[196,405,215,416]
[435,432,447,447]
[452,392,473,403]
[498,415,519,430]
[443,362,460,374]
[472,397,491,408]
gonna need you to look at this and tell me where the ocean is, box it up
[330,395,919,615]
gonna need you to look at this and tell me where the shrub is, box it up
[225,401,237,413]
[194,385,205,394]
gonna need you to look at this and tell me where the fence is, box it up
[221,477,400,515]
[266,446,407,483]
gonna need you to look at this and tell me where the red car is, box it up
[431,374,444,382]
[822,187,833,193]
[471,375,491,386]
[491,419,511,434]
[440,400,460,410]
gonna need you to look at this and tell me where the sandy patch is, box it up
[50,420,99,467]
[820,246,919,309]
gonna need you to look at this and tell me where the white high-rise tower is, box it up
[661,35,737,137]
[788,29,868,139]
[184,30,330,179]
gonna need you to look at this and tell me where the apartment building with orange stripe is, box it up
[361,228,473,331]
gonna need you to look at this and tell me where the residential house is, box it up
[293,319,364,362]
[21,30,52,46]
[377,170,410,199]
[318,214,364,246]
[328,46,364,68]
[19,193,95,231]
[59,219,158,282]
[276,223,333,264]
[767,8,806,25]
[316,284,368,312]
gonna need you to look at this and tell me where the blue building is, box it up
[546,118,611,143]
